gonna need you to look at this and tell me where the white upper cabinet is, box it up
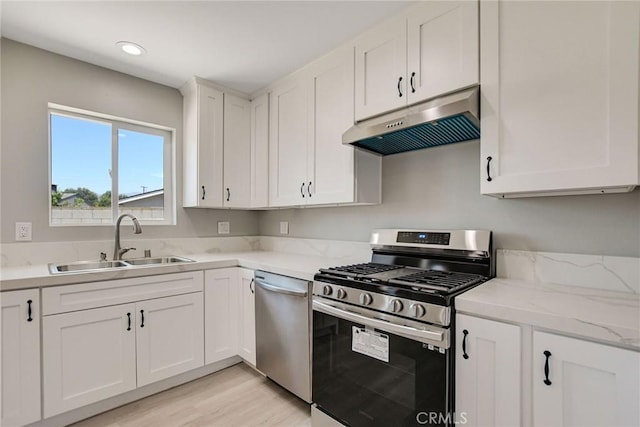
[182,78,256,208]
[407,1,478,104]
[355,1,479,121]
[354,15,407,121]
[182,79,224,207]
[223,94,251,208]
[250,93,270,208]
[480,0,640,197]
[269,73,310,207]
[2,290,41,427]
[270,47,381,207]
[533,331,639,426]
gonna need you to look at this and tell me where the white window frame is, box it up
[48,103,176,226]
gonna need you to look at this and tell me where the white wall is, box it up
[0,39,258,243]
[258,141,640,257]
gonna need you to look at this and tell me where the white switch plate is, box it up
[279,221,289,235]
[15,222,32,241]
[217,221,230,234]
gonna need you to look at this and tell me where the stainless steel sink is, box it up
[49,260,129,274]
[48,256,195,274]
[123,256,195,266]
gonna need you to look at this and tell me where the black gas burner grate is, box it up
[390,269,484,291]
[320,263,403,276]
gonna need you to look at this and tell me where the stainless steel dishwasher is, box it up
[255,270,312,403]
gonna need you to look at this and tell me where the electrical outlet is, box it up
[279,221,289,235]
[217,221,230,235]
[15,222,32,241]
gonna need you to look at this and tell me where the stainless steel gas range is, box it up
[311,229,493,427]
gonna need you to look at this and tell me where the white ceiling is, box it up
[1,1,413,94]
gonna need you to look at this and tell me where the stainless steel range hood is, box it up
[343,86,480,156]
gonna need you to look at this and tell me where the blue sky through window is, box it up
[51,114,163,196]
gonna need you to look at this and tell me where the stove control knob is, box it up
[360,293,373,306]
[322,285,333,296]
[410,303,426,318]
[336,288,347,300]
[390,299,403,313]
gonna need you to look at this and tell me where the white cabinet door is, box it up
[354,15,407,121]
[480,0,640,197]
[533,331,640,427]
[407,0,478,104]
[1,290,41,427]
[237,268,256,365]
[269,74,309,207]
[250,93,270,208]
[306,46,357,205]
[455,314,521,427]
[182,80,224,207]
[223,94,251,208]
[204,268,240,364]
[136,293,204,387]
[43,303,136,418]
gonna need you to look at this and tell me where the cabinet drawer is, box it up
[42,271,204,315]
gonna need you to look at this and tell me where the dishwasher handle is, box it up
[255,279,308,298]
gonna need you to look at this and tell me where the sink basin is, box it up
[49,260,129,274]
[122,256,195,266]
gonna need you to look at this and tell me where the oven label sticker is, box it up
[352,327,389,362]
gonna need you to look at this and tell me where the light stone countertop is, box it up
[0,250,363,291]
[456,278,640,350]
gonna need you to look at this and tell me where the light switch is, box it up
[217,221,230,234]
[280,221,289,235]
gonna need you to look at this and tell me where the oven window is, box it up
[313,311,450,427]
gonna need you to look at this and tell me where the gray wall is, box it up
[258,141,640,257]
[1,39,258,243]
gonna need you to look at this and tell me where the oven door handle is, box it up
[255,279,308,298]
[313,300,445,345]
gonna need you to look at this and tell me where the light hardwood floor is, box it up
[71,363,311,427]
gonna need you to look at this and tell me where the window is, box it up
[49,105,175,226]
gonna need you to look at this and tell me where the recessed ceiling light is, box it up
[116,41,146,56]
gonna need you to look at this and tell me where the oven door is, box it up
[312,298,453,427]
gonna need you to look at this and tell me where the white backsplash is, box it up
[0,236,261,268]
[497,249,639,294]
[259,236,371,260]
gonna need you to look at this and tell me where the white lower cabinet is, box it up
[43,303,137,417]
[136,293,204,387]
[1,290,41,427]
[42,272,205,418]
[238,268,256,365]
[455,314,521,426]
[204,268,240,364]
[456,314,640,427]
[204,268,256,366]
[533,331,640,427]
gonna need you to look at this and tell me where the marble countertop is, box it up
[457,278,640,350]
[0,250,361,291]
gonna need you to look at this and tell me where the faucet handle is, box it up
[100,252,107,261]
